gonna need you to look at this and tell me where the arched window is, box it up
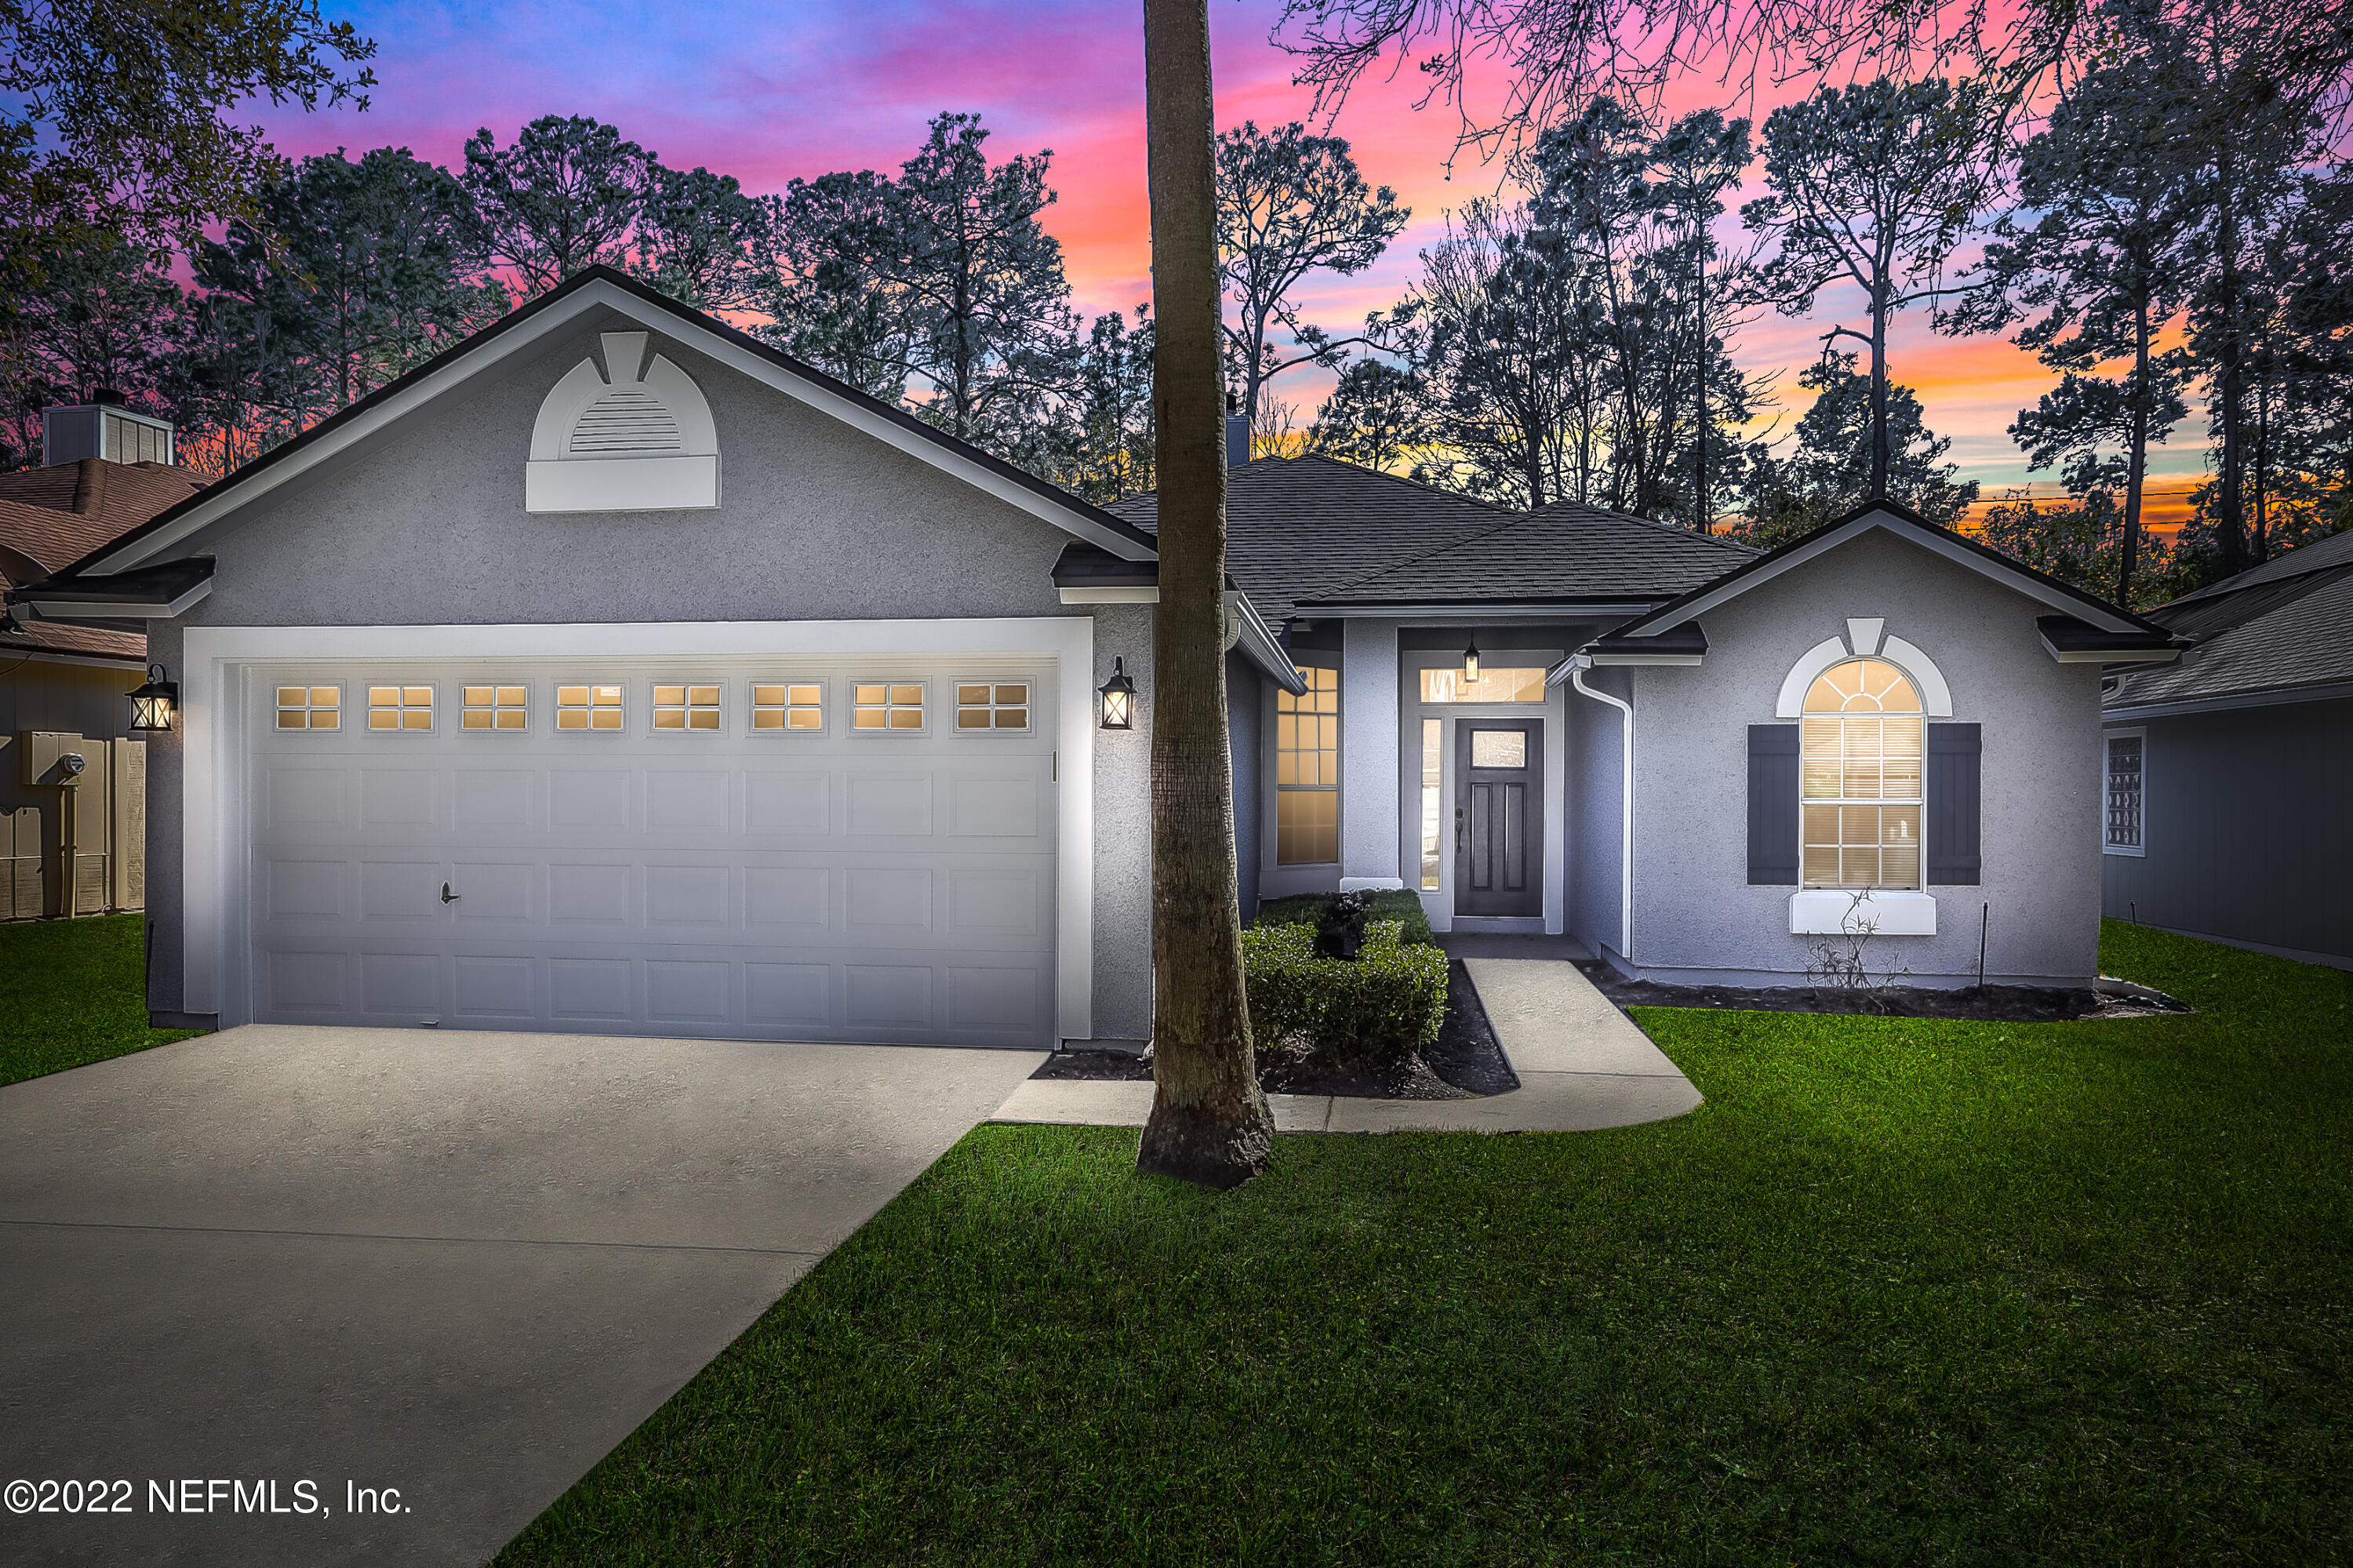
[1800,658,1923,888]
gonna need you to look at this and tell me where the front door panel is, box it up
[1455,719,1542,917]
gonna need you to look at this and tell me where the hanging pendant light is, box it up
[1462,635,1482,686]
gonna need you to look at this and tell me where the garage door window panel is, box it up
[956,682,1031,734]
[854,682,926,733]
[753,682,824,733]
[462,686,529,731]
[369,686,435,732]
[275,686,342,731]
[557,684,625,732]
[653,683,722,733]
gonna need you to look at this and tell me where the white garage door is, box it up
[245,657,1056,1047]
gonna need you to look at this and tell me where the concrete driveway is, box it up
[0,1024,1042,1566]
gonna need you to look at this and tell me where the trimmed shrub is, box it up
[1254,890,1436,948]
[1242,919,1449,1068]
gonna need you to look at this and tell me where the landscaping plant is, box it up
[1240,919,1449,1068]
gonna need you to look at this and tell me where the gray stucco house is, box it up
[2099,528,2353,966]
[15,269,2183,1046]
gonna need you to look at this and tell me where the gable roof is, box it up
[2108,529,2353,711]
[1604,497,2180,647]
[1105,454,1751,618]
[44,266,1156,587]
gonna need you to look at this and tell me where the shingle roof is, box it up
[2109,529,2353,709]
[2162,526,2353,606]
[0,458,198,664]
[1105,455,1755,617]
[1327,497,1758,606]
[0,459,202,575]
[2107,566,2353,708]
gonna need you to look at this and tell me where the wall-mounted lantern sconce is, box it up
[1462,635,1482,686]
[127,663,178,732]
[1097,657,1136,729]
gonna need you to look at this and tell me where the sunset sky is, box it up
[255,0,2209,524]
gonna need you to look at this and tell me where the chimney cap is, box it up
[90,387,126,406]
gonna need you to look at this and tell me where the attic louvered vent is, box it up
[526,329,720,512]
[569,389,683,455]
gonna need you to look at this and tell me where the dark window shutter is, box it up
[1927,722,1982,885]
[1747,725,1800,885]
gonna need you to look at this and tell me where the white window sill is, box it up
[1790,889,1936,936]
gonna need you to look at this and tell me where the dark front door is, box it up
[1455,719,1543,917]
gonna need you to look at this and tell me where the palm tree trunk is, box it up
[2121,299,2151,607]
[1136,0,1273,1190]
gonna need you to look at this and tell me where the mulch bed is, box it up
[1029,959,1522,1101]
[1571,959,2193,1022]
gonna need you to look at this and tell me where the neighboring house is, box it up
[1,410,199,919]
[16,268,2180,1045]
[2098,528,2353,967]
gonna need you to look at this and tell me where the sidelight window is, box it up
[1799,659,1924,888]
[1276,664,1339,865]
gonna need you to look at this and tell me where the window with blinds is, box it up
[1799,658,1924,888]
[1277,665,1340,864]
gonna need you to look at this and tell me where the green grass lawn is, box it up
[0,913,203,1086]
[500,921,2352,1566]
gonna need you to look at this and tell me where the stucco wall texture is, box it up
[141,307,1157,1039]
[1625,527,2105,986]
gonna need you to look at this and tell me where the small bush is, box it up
[1253,890,1435,948]
[1242,919,1449,1068]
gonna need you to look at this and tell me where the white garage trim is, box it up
[184,616,1095,1041]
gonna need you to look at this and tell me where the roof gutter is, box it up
[1552,653,1634,964]
[1227,590,1309,696]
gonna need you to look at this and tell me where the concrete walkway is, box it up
[991,958,1701,1134]
[0,1024,1041,1567]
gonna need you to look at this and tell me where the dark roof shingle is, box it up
[1106,455,1755,616]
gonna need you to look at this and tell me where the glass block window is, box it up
[752,683,824,732]
[367,686,434,732]
[2104,732,2144,853]
[1419,718,1442,890]
[1799,659,1924,888]
[556,684,624,732]
[956,682,1031,732]
[1418,666,1548,703]
[275,685,341,731]
[462,686,528,731]
[1276,664,1340,864]
[653,683,722,732]
[853,682,925,731]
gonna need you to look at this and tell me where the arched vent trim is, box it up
[570,389,683,455]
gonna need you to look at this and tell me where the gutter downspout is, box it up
[1562,654,1634,965]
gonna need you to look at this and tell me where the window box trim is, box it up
[1790,889,1936,936]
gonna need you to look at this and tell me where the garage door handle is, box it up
[440,882,460,904]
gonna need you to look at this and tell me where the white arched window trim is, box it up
[525,331,721,513]
[1775,626,1952,717]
